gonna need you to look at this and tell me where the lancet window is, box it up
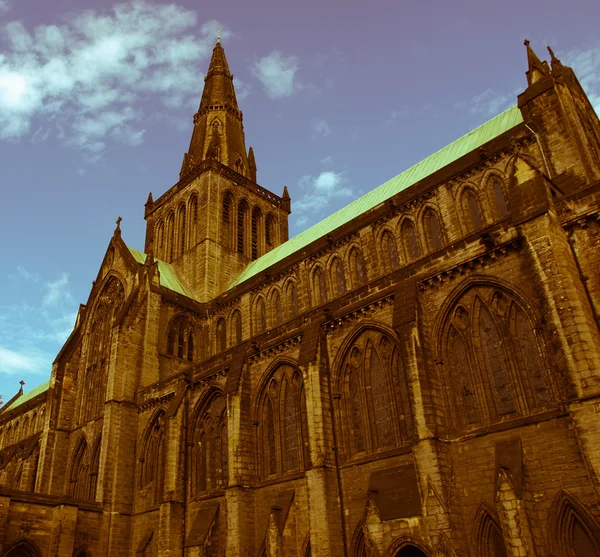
[257,364,311,479]
[463,189,484,233]
[222,193,234,248]
[68,437,100,502]
[256,297,267,334]
[190,392,228,495]
[338,328,413,460]
[312,267,327,306]
[80,276,125,425]
[424,209,443,252]
[489,176,509,219]
[266,215,275,247]
[167,212,175,262]
[237,201,248,255]
[288,282,299,319]
[177,203,186,257]
[442,285,554,430]
[251,207,262,260]
[402,220,421,261]
[140,411,165,505]
[332,258,347,297]
[350,249,367,288]
[166,315,195,361]
[381,231,399,272]
[272,290,283,326]
[232,310,242,345]
[189,193,198,245]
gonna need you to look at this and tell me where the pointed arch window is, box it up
[191,392,228,495]
[189,194,198,245]
[442,285,555,430]
[237,201,248,255]
[332,258,347,297]
[338,329,412,460]
[166,315,195,362]
[350,249,367,288]
[549,491,600,557]
[312,267,327,306]
[81,276,124,425]
[232,310,242,345]
[424,209,443,252]
[272,290,283,326]
[216,318,227,352]
[490,177,509,219]
[178,204,186,257]
[69,437,100,502]
[155,221,165,260]
[258,365,311,479]
[266,215,276,247]
[166,212,175,262]
[474,506,508,557]
[251,207,262,260]
[464,189,483,232]
[256,298,267,334]
[288,282,299,319]
[402,220,421,261]
[140,411,165,505]
[381,231,399,272]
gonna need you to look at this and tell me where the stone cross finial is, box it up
[19,380,24,387]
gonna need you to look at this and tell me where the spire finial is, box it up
[524,39,549,86]
[115,216,122,236]
[547,45,562,69]
[217,24,221,43]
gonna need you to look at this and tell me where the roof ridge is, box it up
[227,105,524,290]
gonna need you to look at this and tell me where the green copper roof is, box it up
[127,247,194,298]
[228,105,524,289]
[3,381,49,412]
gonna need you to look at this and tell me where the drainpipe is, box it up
[525,124,553,179]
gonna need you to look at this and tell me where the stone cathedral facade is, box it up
[1,39,600,557]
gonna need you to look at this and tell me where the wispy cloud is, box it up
[233,77,251,100]
[311,119,332,137]
[454,88,514,117]
[0,3,229,160]
[384,108,408,127]
[252,50,299,99]
[320,155,333,165]
[0,0,9,13]
[292,170,353,229]
[0,270,78,378]
[569,42,600,117]
[42,273,74,308]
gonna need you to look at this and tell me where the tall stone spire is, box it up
[180,40,251,179]
[524,39,550,86]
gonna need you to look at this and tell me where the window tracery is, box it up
[258,365,311,479]
[332,258,347,296]
[80,276,124,425]
[191,392,228,495]
[166,315,195,361]
[350,249,367,288]
[338,329,412,460]
[463,189,484,233]
[68,437,100,502]
[140,411,165,505]
[442,285,554,430]
[402,220,421,261]
[424,209,443,252]
[381,231,399,272]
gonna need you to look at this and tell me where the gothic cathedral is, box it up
[1,39,600,557]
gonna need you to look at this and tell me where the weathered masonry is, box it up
[1,39,600,557]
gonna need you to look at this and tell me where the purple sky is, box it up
[0,0,599,401]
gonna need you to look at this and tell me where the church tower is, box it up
[143,39,291,302]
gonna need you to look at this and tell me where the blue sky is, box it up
[0,0,599,401]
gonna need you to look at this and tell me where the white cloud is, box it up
[311,119,331,137]
[292,170,354,230]
[233,77,251,100]
[384,108,408,127]
[42,273,74,307]
[455,88,513,117]
[0,0,10,13]
[14,265,39,282]
[568,42,600,117]
[0,4,228,158]
[252,50,299,99]
[0,347,47,375]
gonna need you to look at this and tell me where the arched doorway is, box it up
[2,539,41,557]
[395,545,427,557]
